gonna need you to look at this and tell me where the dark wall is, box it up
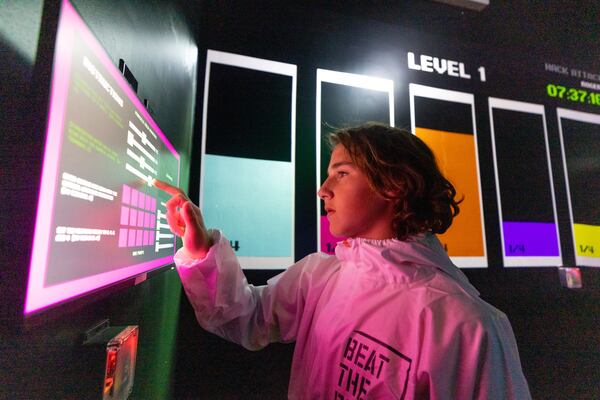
[0,0,197,398]
[175,1,600,399]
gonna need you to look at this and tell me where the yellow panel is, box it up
[573,223,600,258]
[415,127,484,257]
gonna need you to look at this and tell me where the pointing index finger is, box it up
[153,178,184,197]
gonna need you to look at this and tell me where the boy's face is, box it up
[319,144,396,240]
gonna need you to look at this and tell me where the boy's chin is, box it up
[329,227,349,239]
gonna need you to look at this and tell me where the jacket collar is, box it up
[334,233,479,296]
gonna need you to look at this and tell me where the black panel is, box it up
[321,82,390,129]
[493,109,555,222]
[206,63,292,162]
[414,96,473,135]
[561,118,600,225]
[320,82,390,214]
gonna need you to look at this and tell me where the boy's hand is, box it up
[153,179,212,259]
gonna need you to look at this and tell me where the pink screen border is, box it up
[25,0,180,314]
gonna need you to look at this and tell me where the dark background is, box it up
[1,0,599,399]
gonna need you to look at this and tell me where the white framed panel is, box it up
[201,49,296,269]
[409,83,487,268]
[557,107,600,267]
[488,97,562,267]
[316,68,395,253]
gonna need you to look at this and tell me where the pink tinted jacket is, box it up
[175,230,531,400]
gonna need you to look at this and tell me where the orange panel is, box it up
[415,127,484,256]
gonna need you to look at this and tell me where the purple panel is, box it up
[143,230,150,246]
[150,230,155,243]
[136,230,143,246]
[503,221,560,256]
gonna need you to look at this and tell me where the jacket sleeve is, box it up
[415,296,532,400]
[174,229,333,351]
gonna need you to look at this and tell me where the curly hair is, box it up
[328,123,461,241]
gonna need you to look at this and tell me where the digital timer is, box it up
[546,84,600,105]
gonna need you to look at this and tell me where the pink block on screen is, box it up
[143,230,150,246]
[128,229,136,247]
[118,228,128,247]
[136,230,143,246]
[120,206,129,225]
[151,198,156,212]
[137,211,145,227]
[131,189,138,208]
[144,212,150,228]
[129,209,138,226]
[138,192,145,209]
[145,195,154,211]
[320,215,344,254]
[150,230,155,243]
[122,185,131,205]
[151,215,156,228]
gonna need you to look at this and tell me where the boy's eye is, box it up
[337,171,348,178]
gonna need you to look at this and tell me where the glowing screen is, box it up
[557,108,600,267]
[25,0,180,314]
[316,69,394,254]
[200,50,296,269]
[409,84,487,268]
[489,98,561,267]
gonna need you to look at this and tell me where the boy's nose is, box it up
[318,179,332,200]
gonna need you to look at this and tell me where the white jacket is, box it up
[175,230,531,399]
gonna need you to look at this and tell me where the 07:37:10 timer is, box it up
[546,83,600,105]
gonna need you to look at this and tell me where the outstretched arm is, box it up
[153,178,330,350]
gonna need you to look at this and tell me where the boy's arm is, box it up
[176,229,334,350]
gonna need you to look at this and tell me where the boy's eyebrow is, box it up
[327,161,355,175]
[329,161,354,170]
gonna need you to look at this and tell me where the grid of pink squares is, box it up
[118,184,157,248]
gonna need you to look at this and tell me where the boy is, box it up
[156,123,531,399]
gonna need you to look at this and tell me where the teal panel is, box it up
[202,154,292,257]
